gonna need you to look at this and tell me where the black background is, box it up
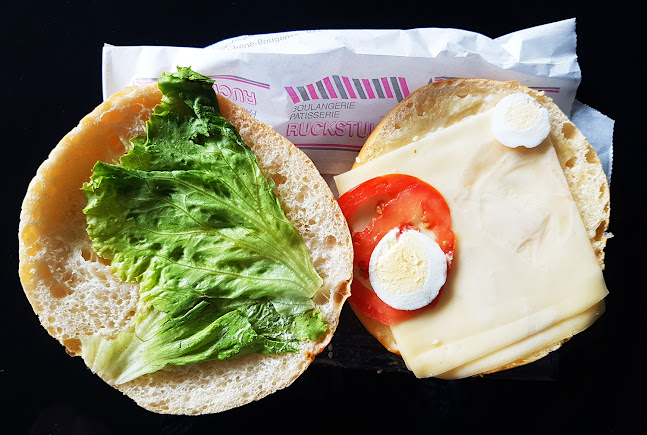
[2,1,642,434]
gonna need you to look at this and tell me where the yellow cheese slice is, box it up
[334,110,608,378]
[436,301,604,379]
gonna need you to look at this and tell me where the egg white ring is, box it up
[368,228,447,311]
[491,93,550,149]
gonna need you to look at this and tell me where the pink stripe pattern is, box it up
[362,79,375,99]
[306,84,319,99]
[285,87,300,104]
[342,76,357,99]
[323,77,337,98]
[287,75,411,103]
[398,77,410,98]
[381,77,393,98]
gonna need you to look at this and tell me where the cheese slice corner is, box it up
[335,111,608,379]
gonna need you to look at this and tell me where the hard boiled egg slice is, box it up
[368,228,447,311]
[491,93,550,148]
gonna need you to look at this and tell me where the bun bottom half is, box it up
[18,84,353,414]
[350,79,610,376]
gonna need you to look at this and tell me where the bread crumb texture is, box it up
[19,86,159,347]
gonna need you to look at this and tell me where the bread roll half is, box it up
[349,78,610,374]
[18,83,353,414]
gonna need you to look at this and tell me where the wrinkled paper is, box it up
[102,18,613,185]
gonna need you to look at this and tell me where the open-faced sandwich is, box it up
[18,68,353,414]
[334,78,610,378]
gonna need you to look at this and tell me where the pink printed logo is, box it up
[285,75,410,104]
[211,75,269,106]
[133,75,268,106]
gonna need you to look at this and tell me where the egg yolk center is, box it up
[373,231,429,296]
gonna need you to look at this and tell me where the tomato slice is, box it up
[338,174,455,325]
[350,279,442,324]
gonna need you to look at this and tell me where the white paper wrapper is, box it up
[571,100,615,184]
[102,18,613,183]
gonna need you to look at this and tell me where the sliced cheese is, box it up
[334,110,608,378]
[436,301,604,379]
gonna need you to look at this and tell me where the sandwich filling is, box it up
[334,107,608,378]
[80,68,326,384]
[369,227,447,311]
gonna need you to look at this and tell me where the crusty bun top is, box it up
[348,78,610,372]
[18,83,353,414]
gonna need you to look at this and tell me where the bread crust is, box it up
[18,83,353,414]
[349,78,610,374]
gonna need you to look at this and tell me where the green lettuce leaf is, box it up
[81,299,326,385]
[80,67,325,384]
